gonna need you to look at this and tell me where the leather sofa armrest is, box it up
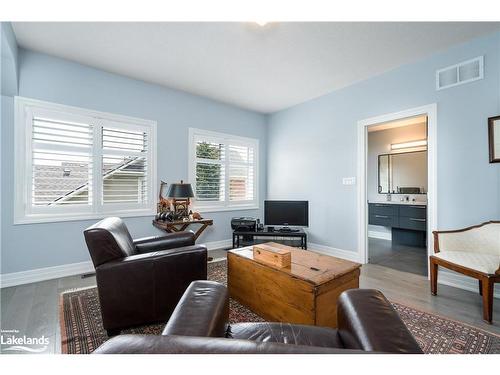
[93,335,369,354]
[162,281,229,338]
[337,289,422,354]
[133,231,196,253]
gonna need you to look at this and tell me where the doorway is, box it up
[367,116,428,275]
[357,104,437,277]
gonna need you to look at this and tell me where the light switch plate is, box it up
[342,177,356,185]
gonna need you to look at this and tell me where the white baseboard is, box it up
[439,269,500,299]
[368,231,391,240]
[308,242,361,263]
[1,238,233,288]
[205,239,232,251]
[0,261,95,289]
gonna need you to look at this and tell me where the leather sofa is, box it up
[94,280,423,354]
[84,217,207,336]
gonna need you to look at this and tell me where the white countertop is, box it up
[369,200,427,206]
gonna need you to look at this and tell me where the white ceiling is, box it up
[12,22,500,113]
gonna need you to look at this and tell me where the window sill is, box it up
[13,209,156,225]
[193,205,260,214]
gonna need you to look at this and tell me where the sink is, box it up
[369,200,427,206]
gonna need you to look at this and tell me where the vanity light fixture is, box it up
[391,140,427,150]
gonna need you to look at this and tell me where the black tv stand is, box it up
[232,226,307,249]
[277,227,300,233]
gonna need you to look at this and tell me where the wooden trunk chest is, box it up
[227,242,361,328]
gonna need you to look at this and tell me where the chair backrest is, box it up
[438,222,500,256]
[84,217,137,267]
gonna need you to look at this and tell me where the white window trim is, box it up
[14,96,157,225]
[188,128,259,213]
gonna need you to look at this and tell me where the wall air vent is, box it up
[436,56,484,91]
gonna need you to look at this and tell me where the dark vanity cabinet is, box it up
[369,203,427,247]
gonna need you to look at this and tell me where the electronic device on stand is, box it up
[264,200,309,233]
[231,201,309,249]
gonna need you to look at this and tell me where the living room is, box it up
[1,0,500,372]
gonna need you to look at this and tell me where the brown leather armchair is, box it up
[84,217,207,336]
[94,281,423,354]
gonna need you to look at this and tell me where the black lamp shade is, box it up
[167,181,194,198]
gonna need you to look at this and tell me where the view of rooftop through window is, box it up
[32,117,148,206]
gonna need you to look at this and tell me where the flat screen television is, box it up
[264,200,309,227]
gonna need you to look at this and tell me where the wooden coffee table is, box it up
[227,243,361,328]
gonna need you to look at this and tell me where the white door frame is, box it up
[357,104,438,272]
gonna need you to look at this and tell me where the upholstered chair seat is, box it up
[432,251,500,274]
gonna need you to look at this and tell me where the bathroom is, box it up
[367,115,428,276]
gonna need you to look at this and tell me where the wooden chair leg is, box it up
[479,280,483,296]
[481,277,493,324]
[430,257,438,296]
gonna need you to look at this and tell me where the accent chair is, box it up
[430,221,500,323]
[84,217,207,336]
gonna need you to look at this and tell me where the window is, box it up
[189,128,258,211]
[14,97,156,224]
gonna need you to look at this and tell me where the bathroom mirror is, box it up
[489,116,500,163]
[378,151,427,194]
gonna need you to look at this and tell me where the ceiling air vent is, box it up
[436,56,483,91]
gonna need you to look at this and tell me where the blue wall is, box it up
[1,47,267,274]
[267,32,500,253]
[2,25,500,275]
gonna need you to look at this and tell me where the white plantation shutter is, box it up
[101,125,149,205]
[190,129,258,209]
[15,98,156,223]
[228,144,254,201]
[194,137,226,202]
[29,110,94,212]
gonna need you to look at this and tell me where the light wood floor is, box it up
[1,249,498,354]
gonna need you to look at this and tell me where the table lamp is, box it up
[167,180,194,219]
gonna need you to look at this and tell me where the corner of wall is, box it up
[263,112,273,201]
[1,22,19,97]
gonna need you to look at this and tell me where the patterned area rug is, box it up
[60,260,499,354]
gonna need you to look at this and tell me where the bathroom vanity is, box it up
[368,201,427,247]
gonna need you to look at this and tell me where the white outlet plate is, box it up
[342,177,356,185]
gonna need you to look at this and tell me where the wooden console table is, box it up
[152,218,213,240]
